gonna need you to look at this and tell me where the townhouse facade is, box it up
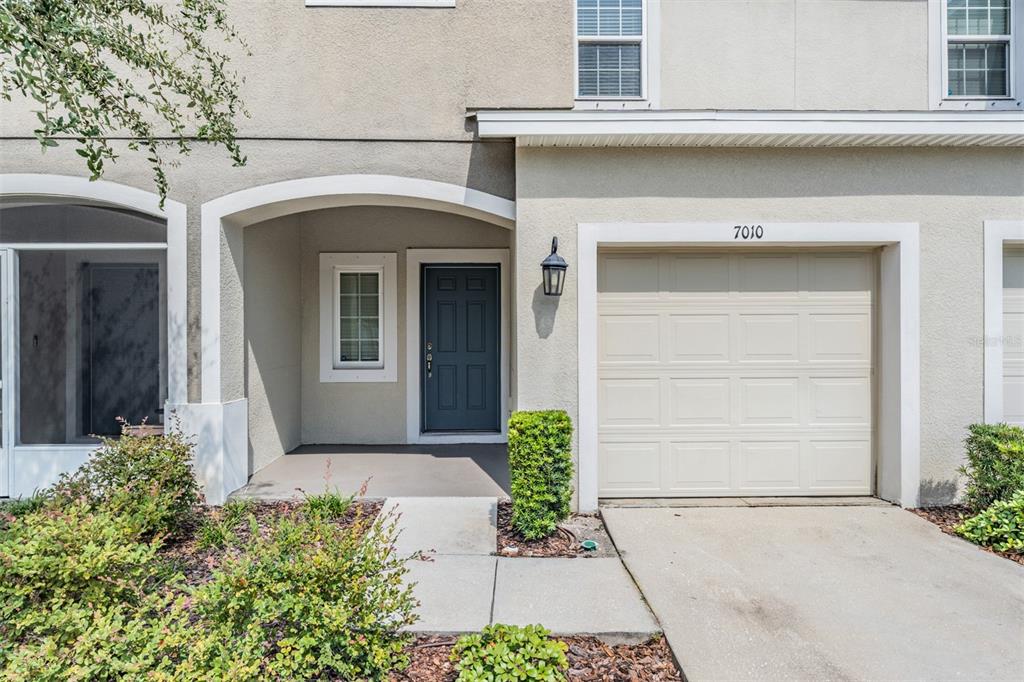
[0,0,1022,508]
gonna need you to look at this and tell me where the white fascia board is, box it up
[474,110,1024,145]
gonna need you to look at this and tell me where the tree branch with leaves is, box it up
[1,0,249,206]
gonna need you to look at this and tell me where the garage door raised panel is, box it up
[597,250,875,497]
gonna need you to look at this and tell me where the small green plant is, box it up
[0,494,45,526]
[508,411,574,540]
[172,504,418,680]
[49,423,200,537]
[196,498,256,550]
[300,488,355,521]
[959,423,1024,512]
[956,490,1024,553]
[451,624,569,682]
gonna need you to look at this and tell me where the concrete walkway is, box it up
[603,505,1024,681]
[387,497,660,641]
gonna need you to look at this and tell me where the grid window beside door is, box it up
[335,268,383,368]
[576,0,645,99]
[945,0,1013,97]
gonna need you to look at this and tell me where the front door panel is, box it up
[422,265,499,432]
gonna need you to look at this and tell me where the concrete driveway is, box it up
[602,504,1024,681]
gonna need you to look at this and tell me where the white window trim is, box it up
[319,252,397,383]
[305,1,454,7]
[576,222,921,513]
[574,0,661,109]
[929,0,1024,110]
[984,220,1024,422]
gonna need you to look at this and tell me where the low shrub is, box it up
[959,423,1024,511]
[299,487,355,521]
[196,498,256,550]
[451,624,569,682]
[0,494,45,527]
[956,490,1024,553]
[508,410,574,540]
[50,425,201,537]
[172,504,418,680]
[0,501,178,679]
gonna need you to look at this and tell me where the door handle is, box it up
[425,346,432,378]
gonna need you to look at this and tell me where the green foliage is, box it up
[0,0,248,205]
[959,423,1024,512]
[50,426,201,538]
[0,493,45,526]
[196,497,255,550]
[508,411,574,540]
[956,490,1024,553]
[0,501,179,679]
[451,624,569,682]
[300,487,355,522]
[170,505,418,681]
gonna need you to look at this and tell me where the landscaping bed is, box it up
[912,505,1024,566]
[393,635,682,681]
[161,498,383,584]
[496,500,616,558]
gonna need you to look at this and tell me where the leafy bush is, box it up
[959,423,1024,511]
[50,426,201,537]
[451,624,569,682]
[300,487,355,521]
[956,490,1024,553]
[0,501,178,679]
[171,505,418,680]
[508,411,574,540]
[196,498,256,550]
[0,494,45,527]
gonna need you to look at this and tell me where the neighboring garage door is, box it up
[1004,246,1024,426]
[597,250,875,497]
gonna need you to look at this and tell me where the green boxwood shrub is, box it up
[956,490,1024,553]
[451,624,569,682]
[959,423,1024,512]
[50,426,201,537]
[507,410,574,540]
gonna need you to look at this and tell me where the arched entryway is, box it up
[197,175,515,503]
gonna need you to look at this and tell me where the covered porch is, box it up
[234,443,509,500]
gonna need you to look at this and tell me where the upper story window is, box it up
[932,0,1022,108]
[576,0,645,100]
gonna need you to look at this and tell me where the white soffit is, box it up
[474,110,1024,147]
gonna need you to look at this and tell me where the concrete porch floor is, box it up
[234,444,510,500]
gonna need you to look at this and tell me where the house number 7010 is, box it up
[733,224,764,240]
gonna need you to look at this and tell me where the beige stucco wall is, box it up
[0,0,574,140]
[0,139,516,403]
[242,205,510,471]
[245,215,303,473]
[660,0,928,110]
[514,145,1024,505]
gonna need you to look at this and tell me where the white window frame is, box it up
[930,0,1024,109]
[574,0,661,108]
[319,252,397,383]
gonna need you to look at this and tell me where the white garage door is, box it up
[597,250,875,497]
[1004,247,1024,426]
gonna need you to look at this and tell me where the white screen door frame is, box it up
[0,249,12,497]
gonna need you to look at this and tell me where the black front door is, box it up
[422,265,500,432]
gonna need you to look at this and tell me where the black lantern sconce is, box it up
[541,237,568,296]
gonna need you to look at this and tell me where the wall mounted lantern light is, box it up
[541,237,568,296]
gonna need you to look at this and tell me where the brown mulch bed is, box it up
[911,505,1024,566]
[160,499,383,584]
[392,635,682,681]
[495,501,616,558]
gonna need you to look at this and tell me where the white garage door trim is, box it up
[578,222,921,512]
[984,220,1024,424]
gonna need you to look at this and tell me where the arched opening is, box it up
[198,175,515,503]
[0,175,187,498]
